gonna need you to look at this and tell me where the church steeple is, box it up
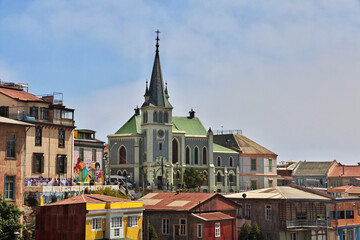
[142,30,172,108]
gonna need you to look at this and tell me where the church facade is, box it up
[108,35,276,192]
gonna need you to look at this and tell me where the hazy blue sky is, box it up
[1,0,359,164]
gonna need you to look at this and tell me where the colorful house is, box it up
[141,192,239,240]
[328,164,360,188]
[36,194,144,240]
[74,129,105,185]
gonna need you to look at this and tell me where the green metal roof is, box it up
[213,143,238,153]
[172,117,207,136]
[115,115,141,134]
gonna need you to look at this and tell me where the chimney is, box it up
[134,106,140,116]
[188,109,195,119]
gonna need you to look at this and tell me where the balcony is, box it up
[285,220,329,228]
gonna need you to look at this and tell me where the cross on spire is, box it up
[155,29,160,52]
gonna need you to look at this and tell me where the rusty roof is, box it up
[45,194,131,206]
[328,185,360,194]
[233,134,277,155]
[328,165,360,178]
[140,192,217,211]
[0,85,44,102]
[293,161,336,176]
[192,212,234,221]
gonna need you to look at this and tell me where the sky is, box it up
[0,0,360,164]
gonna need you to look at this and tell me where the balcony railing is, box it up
[286,220,329,228]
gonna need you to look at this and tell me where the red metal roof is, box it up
[45,194,131,206]
[140,192,217,210]
[192,212,234,221]
[328,165,360,177]
[0,86,44,102]
[328,185,360,194]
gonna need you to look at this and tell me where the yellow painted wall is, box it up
[85,218,106,240]
[124,215,143,240]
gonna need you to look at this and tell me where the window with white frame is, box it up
[111,217,122,237]
[162,218,169,235]
[197,223,203,238]
[127,216,138,227]
[92,218,102,231]
[290,232,297,240]
[265,205,271,221]
[180,218,186,236]
[215,222,220,237]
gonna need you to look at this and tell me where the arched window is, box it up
[202,147,207,165]
[176,171,180,180]
[186,147,190,164]
[229,173,234,182]
[119,146,126,164]
[194,147,199,164]
[229,157,233,167]
[159,111,163,123]
[153,111,158,122]
[217,157,221,167]
[203,171,207,182]
[123,170,127,177]
[143,112,146,123]
[217,172,222,182]
[172,139,179,164]
[164,112,168,123]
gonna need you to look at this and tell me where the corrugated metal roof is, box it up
[192,212,234,221]
[293,161,335,176]
[328,165,360,177]
[172,117,207,136]
[0,116,34,126]
[233,134,276,155]
[45,194,132,206]
[0,86,44,102]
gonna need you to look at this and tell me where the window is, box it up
[33,153,44,173]
[0,106,9,117]
[30,107,39,119]
[79,148,84,161]
[127,216,138,227]
[194,147,199,164]
[35,127,42,146]
[186,147,190,164]
[6,134,16,158]
[56,155,67,174]
[296,178,304,185]
[164,112,168,123]
[217,172,222,182]
[229,157,233,167]
[245,204,251,218]
[119,146,126,164]
[159,111,163,123]
[215,222,220,237]
[251,158,256,171]
[269,179,273,188]
[346,210,354,219]
[153,111,158,122]
[202,147,207,164]
[180,218,186,236]
[162,218,169,235]
[337,211,345,219]
[290,232,297,240]
[342,230,346,240]
[40,107,49,120]
[143,111,147,123]
[251,180,257,190]
[172,139,178,164]
[92,149,96,162]
[159,142,162,150]
[4,176,15,200]
[217,157,221,167]
[269,159,273,172]
[358,207,360,216]
[197,223,203,238]
[111,217,122,237]
[58,129,65,148]
[92,218,102,230]
[296,212,307,220]
[265,205,271,221]
[229,173,234,182]
[236,205,243,218]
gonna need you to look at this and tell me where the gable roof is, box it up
[293,161,336,176]
[45,194,131,206]
[0,86,44,102]
[115,114,141,134]
[226,185,334,201]
[172,117,207,136]
[233,134,276,155]
[327,185,360,194]
[328,165,360,178]
[140,192,217,211]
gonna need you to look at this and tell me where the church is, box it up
[108,33,277,192]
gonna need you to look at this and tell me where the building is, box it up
[328,164,360,188]
[226,185,335,240]
[277,160,298,186]
[108,33,276,192]
[141,192,239,240]
[292,160,338,188]
[213,133,278,190]
[328,185,360,198]
[73,129,105,185]
[36,194,144,240]
[0,116,33,208]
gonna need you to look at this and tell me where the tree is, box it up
[250,222,263,240]
[238,222,251,240]
[0,195,23,239]
[148,223,158,240]
[183,168,205,189]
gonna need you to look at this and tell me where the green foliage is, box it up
[51,195,58,203]
[250,222,263,240]
[91,187,128,199]
[238,222,251,240]
[0,195,23,238]
[27,196,38,208]
[148,223,158,240]
[183,168,205,189]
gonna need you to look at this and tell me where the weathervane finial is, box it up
[155,29,160,52]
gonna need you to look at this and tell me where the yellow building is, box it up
[36,194,144,240]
